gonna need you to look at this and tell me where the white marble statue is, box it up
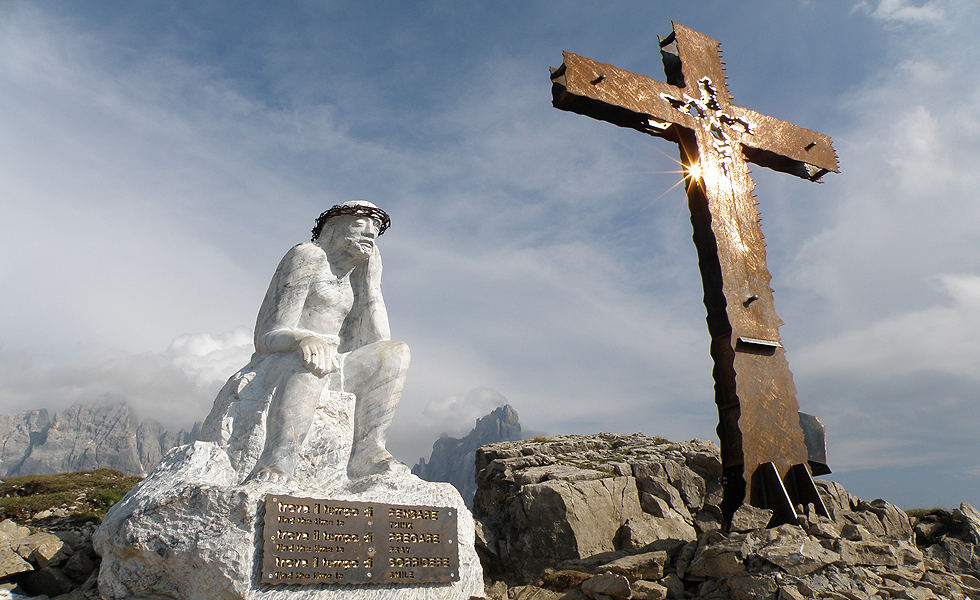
[96,202,484,600]
[200,200,411,484]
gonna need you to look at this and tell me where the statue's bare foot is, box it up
[249,464,298,485]
[348,450,411,479]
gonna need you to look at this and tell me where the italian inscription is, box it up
[261,495,459,586]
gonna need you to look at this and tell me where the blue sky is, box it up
[1,0,978,509]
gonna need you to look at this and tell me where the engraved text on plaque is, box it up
[261,495,459,586]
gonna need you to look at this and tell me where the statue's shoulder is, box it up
[279,242,327,267]
[288,241,325,256]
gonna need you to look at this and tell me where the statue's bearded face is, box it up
[323,215,379,260]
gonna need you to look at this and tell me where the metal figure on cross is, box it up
[550,22,839,527]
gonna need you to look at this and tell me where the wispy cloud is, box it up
[853,0,946,25]
[1,1,979,508]
[0,329,252,431]
[779,3,980,504]
[797,274,980,381]
[0,3,710,462]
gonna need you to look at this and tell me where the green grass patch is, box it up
[905,507,942,520]
[0,469,142,523]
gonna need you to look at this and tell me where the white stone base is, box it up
[93,442,484,600]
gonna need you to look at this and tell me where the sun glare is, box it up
[684,161,702,182]
[626,143,704,213]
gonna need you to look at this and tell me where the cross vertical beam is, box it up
[550,22,838,524]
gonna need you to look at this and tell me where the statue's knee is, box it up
[343,341,410,384]
[266,356,327,397]
[379,340,410,369]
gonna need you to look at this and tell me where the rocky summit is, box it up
[472,433,980,600]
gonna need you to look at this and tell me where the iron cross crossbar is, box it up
[550,22,839,526]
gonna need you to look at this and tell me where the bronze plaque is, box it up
[261,495,460,586]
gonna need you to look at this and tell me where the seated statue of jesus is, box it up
[224,200,411,483]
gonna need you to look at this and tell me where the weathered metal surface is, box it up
[550,22,838,522]
[261,495,459,586]
[799,412,831,476]
[751,462,830,526]
[551,27,838,180]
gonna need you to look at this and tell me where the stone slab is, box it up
[94,441,482,600]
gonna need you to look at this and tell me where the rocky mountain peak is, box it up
[0,402,198,478]
[412,404,524,506]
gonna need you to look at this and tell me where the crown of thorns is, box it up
[311,204,391,241]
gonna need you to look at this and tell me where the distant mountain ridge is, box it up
[0,402,198,477]
[0,401,522,486]
[412,404,523,506]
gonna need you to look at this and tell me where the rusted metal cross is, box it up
[550,22,838,525]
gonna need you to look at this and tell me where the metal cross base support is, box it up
[722,412,832,528]
[726,462,830,528]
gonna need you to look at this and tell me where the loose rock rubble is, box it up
[472,433,980,600]
[0,517,100,599]
[0,432,977,600]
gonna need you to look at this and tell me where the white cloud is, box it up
[831,436,950,471]
[853,0,946,25]
[382,234,715,463]
[388,386,513,465]
[423,387,509,427]
[0,328,252,431]
[166,328,255,390]
[1,1,979,507]
[0,8,291,354]
[0,4,714,470]
[785,36,980,332]
[791,274,980,481]
[797,274,980,381]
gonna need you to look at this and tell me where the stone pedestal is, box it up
[93,442,483,600]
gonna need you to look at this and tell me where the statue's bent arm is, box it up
[339,246,391,352]
[254,243,331,356]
